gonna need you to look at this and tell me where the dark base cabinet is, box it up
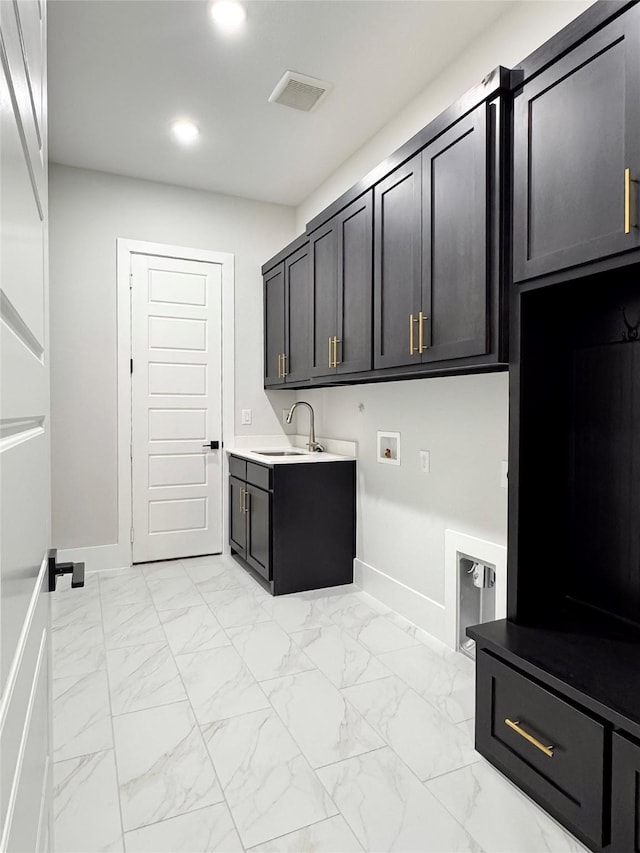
[475,647,604,850]
[228,454,355,596]
[469,618,640,853]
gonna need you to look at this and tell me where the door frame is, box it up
[116,238,235,566]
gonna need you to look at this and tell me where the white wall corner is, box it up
[354,558,446,643]
[444,530,507,652]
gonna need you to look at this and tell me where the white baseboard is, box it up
[354,558,446,643]
[56,543,130,573]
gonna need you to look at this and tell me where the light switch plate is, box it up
[419,450,430,473]
[241,409,252,425]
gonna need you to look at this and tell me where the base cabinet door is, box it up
[246,484,271,581]
[513,7,640,282]
[229,476,247,555]
[612,731,640,853]
[421,103,489,363]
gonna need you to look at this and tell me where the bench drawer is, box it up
[476,650,605,848]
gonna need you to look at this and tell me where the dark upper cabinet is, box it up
[309,221,338,377]
[422,104,489,363]
[513,8,640,283]
[373,155,423,370]
[263,69,510,389]
[264,263,285,387]
[284,244,311,384]
[375,104,491,369]
[263,240,310,386]
[310,192,373,378]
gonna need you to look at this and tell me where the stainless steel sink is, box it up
[254,450,308,457]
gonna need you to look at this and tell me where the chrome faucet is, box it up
[285,401,325,452]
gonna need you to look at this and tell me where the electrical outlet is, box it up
[241,408,252,426]
[419,450,430,473]
[500,460,508,488]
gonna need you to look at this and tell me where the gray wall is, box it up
[49,164,295,550]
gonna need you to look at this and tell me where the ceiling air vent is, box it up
[268,71,332,113]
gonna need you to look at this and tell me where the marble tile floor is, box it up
[51,555,588,853]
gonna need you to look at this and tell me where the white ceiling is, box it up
[48,0,514,207]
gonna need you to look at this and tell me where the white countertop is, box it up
[228,446,355,466]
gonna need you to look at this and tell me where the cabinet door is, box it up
[309,221,338,378]
[612,731,640,853]
[373,154,423,369]
[513,9,640,282]
[229,476,247,555]
[246,484,271,581]
[421,104,488,363]
[337,191,373,374]
[264,263,285,386]
[285,244,311,384]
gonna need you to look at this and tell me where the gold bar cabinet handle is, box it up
[277,354,282,379]
[418,311,428,353]
[244,490,250,514]
[240,488,245,514]
[329,337,333,368]
[409,313,415,356]
[505,719,554,758]
[282,353,288,377]
[625,168,631,234]
[333,337,341,366]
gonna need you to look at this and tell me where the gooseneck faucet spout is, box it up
[285,401,325,452]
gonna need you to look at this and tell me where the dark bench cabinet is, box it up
[468,5,640,853]
[263,68,511,390]
[228,452,355,595]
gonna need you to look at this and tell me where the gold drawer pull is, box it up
[282,353,288,377]
[505,719,554,758]
[328,337,333,368]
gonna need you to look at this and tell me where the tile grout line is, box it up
[96,570,128,851]
[243,815,366,853]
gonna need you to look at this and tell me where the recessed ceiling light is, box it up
[171,119,200,145]
[210,1,246,31]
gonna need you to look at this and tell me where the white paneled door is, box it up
[1,0,52,849]
[131,254,223,563]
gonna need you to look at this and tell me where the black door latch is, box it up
[48,548,85,592]
[202,441,222,450]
